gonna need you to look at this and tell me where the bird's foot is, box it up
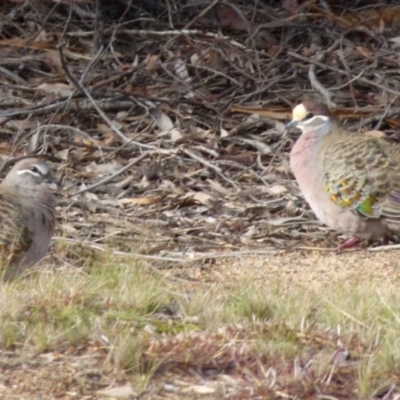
[382,234,390,246]
[336,236,360,251]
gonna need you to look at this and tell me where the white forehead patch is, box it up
[292,103,308,121]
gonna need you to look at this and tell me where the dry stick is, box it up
[181,0,221,30]
[308,64,334,107]
[120,29,247,50]
[55,238,278,261]
[347,108,400,130]
[70,148,180,196]
[307,41,340,106]
[57,43,124,141]
[0,84,36,93]
[80,45,105,86]
[62,0,74,40]
[337,43,358,107]
[0,66,26,85]
[288,51,400,97]
[182,148,238,188]
[267,132,287,169]
[368,244,400,251]
[91,70,133,91]
[30,124,94,141]
[69,151,151,197]
[0,100,139,121]
[59,45,107,121]
[57,43,155,149]
[59,139,120,152]
[373,101,395,130]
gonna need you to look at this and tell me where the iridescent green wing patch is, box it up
[324,174,381,218]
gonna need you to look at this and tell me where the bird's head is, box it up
[4,159,57,189]
[285,101,335,135]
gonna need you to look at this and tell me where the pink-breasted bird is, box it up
[286,101,400,250]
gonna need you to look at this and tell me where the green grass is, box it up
[1,255,400,396]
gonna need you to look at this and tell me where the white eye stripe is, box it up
[303,115,329,124]
[299,115,330,131]
[17,169,41,176]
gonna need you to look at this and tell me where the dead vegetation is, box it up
[2,0,400,398]
[5,0,400,259]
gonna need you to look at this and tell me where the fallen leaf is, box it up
[238,138,271,155]
[37,82,74,96]
[182,385,216,394]
[119,197,162,205]
[364,130,386,138]
[97,384,136,398]
[231,104,292,119]
[86,161,123,176]
[174,58,190,82]
[267,185,288,195]
[184,192,217,207]
[151,107,174,130]
[55,148,69,161]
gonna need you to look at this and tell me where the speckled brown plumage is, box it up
[0,158,56,273]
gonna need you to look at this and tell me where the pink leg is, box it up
[337,236,360,251]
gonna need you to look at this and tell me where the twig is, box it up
[182,148,238,188]
[58,139,119,152]
[308,64,334,106]
[58,43,147,146]
[31,124,94,140]
[373,101,395,130]
[338,42,358,107]
[182,0,221,30]
[120,29,247,50]
[0,99,139,121]
[0,66,26,85]
[69,151,151,196]
[69,148,179,197]
[368,244,400,251]
[307,42,340,107]
[347,108,400,130]
[288,51,400,97]
[54,238,278,261]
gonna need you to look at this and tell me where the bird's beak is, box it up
[284,119,299,130]
[44,174,60,190]
[45,174,57,184]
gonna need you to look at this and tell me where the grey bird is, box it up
[286,101,400,250]
[0,158,56,275]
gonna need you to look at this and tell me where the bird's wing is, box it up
[0,193,32,259]
[322,136,400,221]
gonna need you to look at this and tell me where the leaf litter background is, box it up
[3,0,400,398]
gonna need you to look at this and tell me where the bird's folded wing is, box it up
[322,137,400,220]
[0,195,32,257]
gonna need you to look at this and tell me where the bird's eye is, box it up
[30,166,39,174]
[304,112,314,120]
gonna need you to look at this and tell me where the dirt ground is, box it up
[211,248,400,288]
[1,247,399,399]
[174,244,400,292]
